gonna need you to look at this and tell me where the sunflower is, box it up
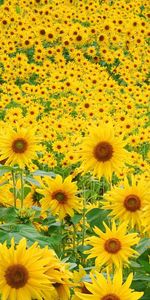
[40,247,72,300]
[80,124,129,180]
[0,126,40,168]
[85,222,140,269]
[102,177,149,230]
[76,269,144,300]
[0,238,53,300]
[38,175,82,220]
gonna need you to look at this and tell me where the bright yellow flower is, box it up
[38,175,82,220]
[40,246,72,300]
[0,238,52,300]
[85,222,140,269]
[80,124,129,180]
[76,269,144,300]
[102,177,150,230]
[0,127,40,168]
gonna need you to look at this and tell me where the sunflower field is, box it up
[0,0,150,299]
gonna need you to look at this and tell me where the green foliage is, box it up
[28,73,39,85]
[5,101,21,109]
[62,48,74,62]
[0,207,17,223]
[0,223,52,247]
[0,166,13,176]
[86,208,109,230]
[72,19,91,27]
[0,110,5,120]
[16,6,21,13]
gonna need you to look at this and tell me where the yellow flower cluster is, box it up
[0,0,149,174]
[0,0,149,299]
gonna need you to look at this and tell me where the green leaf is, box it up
[0,223,52,248]
[139,260,150,273]
[32,170,56,178]
[0,166,12,176]
[136,238,150,254]
[24,176,41,187]
[137,248,150,273]
[141,288,150,300]
[0,207,17,222]
[86,208,109,230]
[71,213,82,225]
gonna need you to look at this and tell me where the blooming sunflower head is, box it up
[0,126,41,168]
[76,269,144,300]
[80,123,129,180]
[85,221,140,269]
[38,175,82,220]
[102,176,150,230]
[0,238,53,299]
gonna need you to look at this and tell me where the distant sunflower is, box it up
[0,127,40,168]
[38,175,82,220]
[0,238,52,300]
[85,222,139,269]
[76,269,143,300]
[102,177,149,229]
[80,124,129,180]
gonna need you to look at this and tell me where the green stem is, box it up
[82,194,86,247]
[20,170,24,209]
[81,186,87,266]
[11,170,17,208]
[72,224,77,258]
[60,220,65,257]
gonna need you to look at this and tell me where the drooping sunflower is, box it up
[80,124,129,180]
[0,126,40,168]
[38,175,82,220]
[102,177,150,230]
[40,246,72,300]
[0,238,53,300]
[76,269,144,300]
[85,222,140,269]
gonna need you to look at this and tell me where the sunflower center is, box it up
[94,142,113,162]
[5,264,29,289]
[52,190,67,203]
[102,294,120,300]
[12,138,28,153]
[104,238,121,253]
[124,194,141,212]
